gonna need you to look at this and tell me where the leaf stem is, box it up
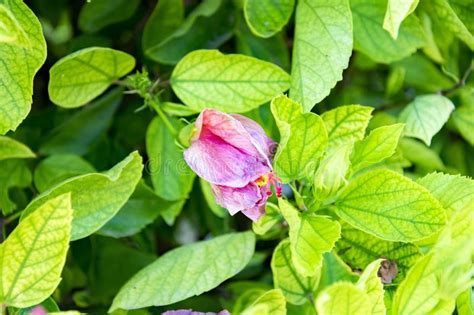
[149,99,177,137]
[440,64,473,95]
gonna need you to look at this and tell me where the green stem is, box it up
[149,99,177,137]
[4,211,21,224]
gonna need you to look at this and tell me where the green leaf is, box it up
[0,136,34,161]
[290,0,352,111]
[144,0,234,65]
[170,50,291,113]
[317,252,359,294]
[142,0,184,54]
[22,151,143,240]
[452,105,474,146]
[99,181,176,238]
[417,172,474,216]
[456,289,473,315]
[449,0,474,34]
[321,105,373,154]
[252,203,282,235]
[33,154,95,193]
[383,0,419,39]
[392,203,474,314]
[316,282,370,315]
[243,0,294,38]
[78,0,140,33]
[356,259,386,315]
[336,225,421,277]
[235,13,290,70]
[241,289,286,315]
[0,159,32,215]
[271,239,318,305]
[0,0,46,134]
[161,102,199,117]
[0,194,72,307]
[280,199,341,277]
[146,116,195,201]
[271,95,327,182]
[110,232,255,311]
[426,0,474,50]
[399,94,455,145]
[393,54,454,93]
[335,169,446,241]
[313,143,352,199]
[350,123,405,173]
[351,0,425,63]
[48,47,135,108]
[40,89,122,155]
[399,138,445,171]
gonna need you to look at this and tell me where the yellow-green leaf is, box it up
[399,94,455,146]
[170,50,291,113]
[322,105,373,154]
[0,194,72,307]
[0,0,46,134]
[241,289,286,315]
[110,232,255,311]
[280,199,341,277]
[392,203,474,314]
[336,169,446,242]
[336,225,421,277]
[383,0,420,39]
[351,124,405,173]
[0,136,34,161]
[244,0,294,38]
[271,239,318,305]
[48,47,135,108]
[22,151,143,240]
[356,259,386,315]
[290,0,353,111]
[316,282,371,315]
[351,0,425,63]
[271,95,327,182]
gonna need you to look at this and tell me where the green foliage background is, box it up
[0,0,473,314]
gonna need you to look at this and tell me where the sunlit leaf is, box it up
[399,94,455,145]
[271,239,318,305]
[322,105,373,154]
[0,136,34,161]
[244,0,294,38]
[48,47,135,108]
[0,194,72,307]
[351,0,425,63]
[22,151,143,240]
[290,0,352,111]
[110,232,255,310]
[383,0,419,39]
[171,50,290,113]
[316,282,370,315]
[271,95,327,182]
[336,169,446,241]
[0,0,46,134]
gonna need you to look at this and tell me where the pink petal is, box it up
[212,182,263,214]
[241,205,266,222]
[212,182,269,221]
[231,114,275,159]
[184,109,272,187]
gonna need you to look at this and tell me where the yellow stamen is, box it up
[255,174,269,187]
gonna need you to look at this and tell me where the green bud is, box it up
[313,144,353,200]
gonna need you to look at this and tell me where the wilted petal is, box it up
[184,109,272,187]
[231,114,275,159]
[241,205,266,221]
[212,182,269,221]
